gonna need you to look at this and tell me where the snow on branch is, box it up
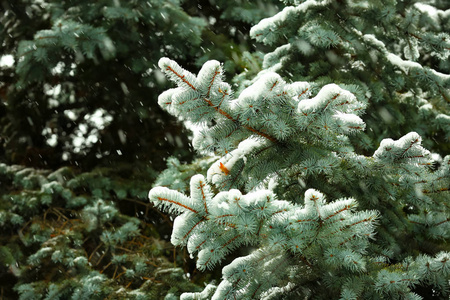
[158,58,368,192]
[149,177,378,298]
[297,83,366,133]
[250,0,330,45]
[373,132,431,164]
[361,33,450,83]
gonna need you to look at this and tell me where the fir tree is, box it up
[150,1,450,299]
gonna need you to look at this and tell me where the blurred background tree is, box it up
[0,0,279,298]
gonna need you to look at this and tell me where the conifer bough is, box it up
[149,58,449,299]
[149,1,450,298]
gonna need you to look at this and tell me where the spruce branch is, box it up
[150,176,378,298]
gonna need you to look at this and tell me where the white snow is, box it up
[250,0,330,42]
[207,138,264,185]
[288,81,311,101]
[181,284,217,300]
[197,60,221,90]
[238,72,282,101]
[333,112,365,129]
[414,3,440,24]
[241,189,274,208]
[297,84,355,113]
[0,55,14,68]
[217,201,230,210]
[386,53,421,73]
[373,132,430,161]
[363,34,450,81]
[171,213,188,245]
[303,189,325,208]
[362,34,385,49]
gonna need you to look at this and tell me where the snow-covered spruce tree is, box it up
[149,1,450,299]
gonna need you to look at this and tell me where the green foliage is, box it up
[151,178,379,298]
[250,0,450,155]
[0,162,203,299]
[151,56,450,298]
[2,0,449,299]
[149,0,450,298]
